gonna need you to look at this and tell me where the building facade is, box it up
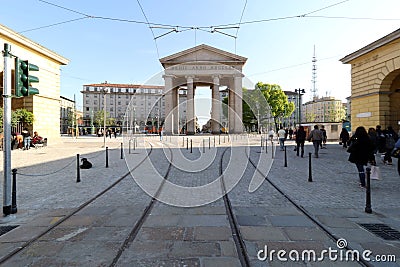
[303,97,345,123]
[82,83,191,133]
[340,28,400,132]
[159,44,247,134]
[0,23,69,142]
[60,96,75,134]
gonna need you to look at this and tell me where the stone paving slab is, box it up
[0,136,399,266]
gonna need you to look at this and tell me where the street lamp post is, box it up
[102,88,108,147]
[295,89,305,126]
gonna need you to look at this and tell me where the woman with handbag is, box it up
[347,126,375,188]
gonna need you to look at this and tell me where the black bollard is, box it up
[265,139,268,154]
[11,169,17,214]
[284,146,287,167]
[261,137,264,150]
[129,139,131,154]
[203,139,205,153]
[77,154,81,183]
[214,136,216,147]
[308,153,313,182]
[106,147,109,168]
[120,143,123,159]
[365,167,372,213]
[190,139,193,153]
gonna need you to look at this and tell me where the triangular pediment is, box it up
[159,44,247,68]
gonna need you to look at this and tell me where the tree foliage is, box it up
[254,82,295,131]
[0,108,34,131]
[93,110,115,127]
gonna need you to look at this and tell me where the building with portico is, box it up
[159,44,247,135]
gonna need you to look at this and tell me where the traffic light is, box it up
[14,58,39,97]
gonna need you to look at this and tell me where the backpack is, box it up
[385,135,395,150]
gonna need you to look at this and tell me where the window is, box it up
[86,107,89,111]
[86,87,90,91]
[126,89,129,93]
[118,88,121,93]
[94,87,98,92]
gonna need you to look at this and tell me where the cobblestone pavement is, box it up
[0,135,399,266]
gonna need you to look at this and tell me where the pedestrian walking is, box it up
[159,128,163,141]
[347,126,375,188]
[277,127,286,151]
[382,126,398,165]
[320,125,327,149]
[307,125,323,158]
[268,129,275,143]
[376,125,385,153]
[295,126,306,157]
[394,138,400,176]
[21,127,31,150]
[339,127,350,149]
[368,128,378,154]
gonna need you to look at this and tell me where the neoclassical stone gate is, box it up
[159,44,247,134]
[341,28,400,132]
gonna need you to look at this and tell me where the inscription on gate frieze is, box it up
[170,65,235,71]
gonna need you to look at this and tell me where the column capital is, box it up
[162,74,176,79]
[185,75,195,82]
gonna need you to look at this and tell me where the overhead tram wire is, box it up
[136,0,161,61]
[234,0,248,54]
[34,0,399,37]
[18,17,90,33]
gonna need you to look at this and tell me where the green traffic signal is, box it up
[14,58,39,97]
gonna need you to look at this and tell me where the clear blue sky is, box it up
[1,0,399,112]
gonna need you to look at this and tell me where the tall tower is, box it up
[311,45,318,99]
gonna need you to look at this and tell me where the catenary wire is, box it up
[235,0,247,54]
[136,0,160,60]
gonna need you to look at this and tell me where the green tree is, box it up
[93,110,114,127]
[0,108,34,132]
[255,82,295,131]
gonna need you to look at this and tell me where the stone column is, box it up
[163,75,174,134]
[172,87,179,134]
[233,75,243,133]
[228,78,235,133]
[211,75,221,134]
[186,76,195,135]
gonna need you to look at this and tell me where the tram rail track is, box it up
[245,145,372,267]
[0,142,157,265]
[0,136,376,266]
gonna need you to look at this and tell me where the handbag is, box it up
[370,166,382,180]
[392,148,400,158]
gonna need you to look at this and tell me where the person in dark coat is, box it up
[295,126,306,157]
[367,128,378,154]
[339,128,350,148]
[347,126,375,188]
